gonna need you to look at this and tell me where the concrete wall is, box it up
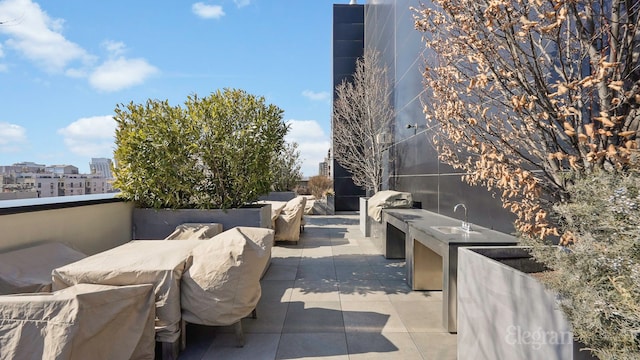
[0,201,133,256]
[457,247,596,360]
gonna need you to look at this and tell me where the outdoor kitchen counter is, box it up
[381,208,518,333]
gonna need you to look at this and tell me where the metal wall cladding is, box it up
[364,0,515,233]
[332,4,366,212]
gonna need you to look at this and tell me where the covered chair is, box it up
[0,242,86,295]
[180,227,274,348]
[0,283,156,360]
[164,223,223,240]
[367,190,413,222]
[274,196,307,243]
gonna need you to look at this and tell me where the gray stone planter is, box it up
[359,197,370,237]
[258,191,296,202]
[132,204,271,240]
[457,246,597,360]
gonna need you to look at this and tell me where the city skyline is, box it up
[0,0,339,176]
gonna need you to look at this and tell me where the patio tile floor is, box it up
[177,214,457,360]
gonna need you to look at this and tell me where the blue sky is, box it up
[0,0,340,176]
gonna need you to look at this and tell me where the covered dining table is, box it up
[52,239,202,344]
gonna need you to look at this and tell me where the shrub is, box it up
[112,88,288,209]
[307,175,333,199]
[522,169,640,359]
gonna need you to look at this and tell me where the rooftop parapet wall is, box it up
[0,194,133,255]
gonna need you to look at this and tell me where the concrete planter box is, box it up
[457,246,597,360]
[359,197,370,237]
[258,191,296,202]
[132,204,272,240]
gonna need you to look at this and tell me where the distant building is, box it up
[318,149,331,177]
[0,162,46,175]
[0,161,114,199]
[90,158,114,179]
[45,165,79,175]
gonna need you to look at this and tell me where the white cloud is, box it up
[234,0,251,8]
[192,3,225,19]
[102,40,126,57]
[0,0,93,73]
[302,90,330,102]
[0,122,27,152]
[285,119,330,177]
[0,43,4,57]
[57,116,116,157]
[0,1,157,92]
[89,57,158,92]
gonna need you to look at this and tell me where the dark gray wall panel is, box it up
[363,0,515,234]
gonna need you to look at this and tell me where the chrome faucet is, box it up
[454,203,470,232]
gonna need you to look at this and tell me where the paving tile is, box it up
[200,333,280,360]
[243,301,289,334]
[271,246,303,258]
[411,332,458,359]
[301,246,334,258]
[290,279,340,302]
[332,254,369,267]
[381,280,443,302]
[275,333,349,360]
[341,300,408,333]
[335,265,378,281]
[346,332,424,360]
[371,263,407,281]
[338,279,389,302]
[282,301,344,333]
[392,300,447,332]
[259,280,294,302]
[262,264,298,281]
[296,263,337,281]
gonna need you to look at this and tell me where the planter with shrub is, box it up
[112,88,288,238]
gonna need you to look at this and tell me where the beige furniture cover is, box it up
[181,227,274,326]
[52,240,201,343]
[0,283,156,360]
[259,200,287,229]
[368,190,413,222]
[164,222,223,240]
[274,196,307,242]
[0,242,86,295]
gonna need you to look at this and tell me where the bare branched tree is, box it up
[414,0,640,240]
[333,49,394,194]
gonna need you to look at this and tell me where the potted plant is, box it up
[112,88,289,239]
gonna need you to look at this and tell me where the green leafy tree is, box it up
[113,88,288,209]
[271,142,303,192]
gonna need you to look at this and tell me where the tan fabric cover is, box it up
[0,243,86,295]
[0,283,155,360]
[164,222,223,240]
[181,227,274,326]
[274,196,307,241]
[368,190,413,222]
[260,201,287,229]
[52,240,201,343]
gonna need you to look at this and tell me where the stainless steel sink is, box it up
[431,225,480,235]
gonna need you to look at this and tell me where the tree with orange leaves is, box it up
[414,0,639,241]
